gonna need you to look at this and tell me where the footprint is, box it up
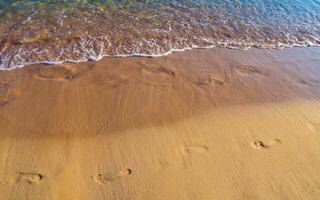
[0,180,8,185]
[292,79,320,87]
[33,65,76,81]
[197,77,224,87]
[10,172,45,184]
[0,80,21,106]
[0,81,10,106]
[181,145,209,155]
[251,141,269,150]
[156,67,176,77]
[155,160,170,170]
[141,65,176,77]
[179,145,209,169]
[96,120,111,134]
[269,138,282,145]
[295,79,309,86]
[251,138,281,150]
[107,74,129,88]
[306,121,320,132]
[92,168,132,184]
[234,65,268,77]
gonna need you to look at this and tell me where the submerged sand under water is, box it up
[0,47,320,199]
[1,0,320,69]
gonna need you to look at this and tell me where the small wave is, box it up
[1,41,319,71]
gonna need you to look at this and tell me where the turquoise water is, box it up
[0,0,320,70]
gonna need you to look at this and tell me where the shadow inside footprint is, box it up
[11,172,45,184]
[251,138,282,151]
[292,79,320,87]
[251,141,269,150]
[156,67,176,77]
[296,79,309,86]
[92,169,132,184]
[197,77,224,87]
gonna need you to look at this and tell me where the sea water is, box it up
[0,0,319,70]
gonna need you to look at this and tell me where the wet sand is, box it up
[0,47,320,199]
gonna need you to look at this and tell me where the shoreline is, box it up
[1,47,320,199]
[1,45,319,71]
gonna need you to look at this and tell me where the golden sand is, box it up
[0,47,320,199]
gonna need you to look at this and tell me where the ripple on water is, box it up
[0,0,319,70]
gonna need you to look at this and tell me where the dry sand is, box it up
[0,47,320,200]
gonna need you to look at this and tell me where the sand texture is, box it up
[1,47,320,199]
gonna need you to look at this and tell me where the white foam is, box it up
[1,41,320,71]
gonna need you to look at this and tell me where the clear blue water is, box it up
[0,0,320,70]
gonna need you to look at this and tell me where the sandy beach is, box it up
[1,47,320,200]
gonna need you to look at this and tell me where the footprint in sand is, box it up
[92,168,132,184]
[155,160,170,170]
[32,65,76,81]
[181,145,209,155]
[141,65,176,77]
[179,145,209,169]
[295,79,309,86]
[291,79,320,87]
[251,141,269,150]
[0,80,21,106]
[197,77,224,87]
[0,81,11,106]
[306,121,320,132]
[9,172,45,184]
[156,67,176,77]
[107,74,129,88]
[234,65,268,77]
[251,138,281,150]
